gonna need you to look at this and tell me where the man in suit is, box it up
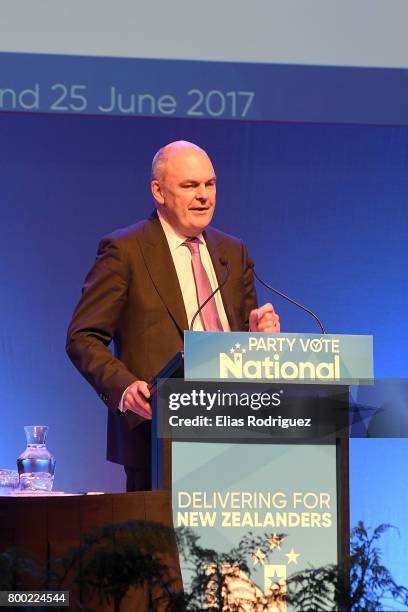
[66,140,280,491]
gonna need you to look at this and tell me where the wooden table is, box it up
[0,490,183,611]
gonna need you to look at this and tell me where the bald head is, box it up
[150,140,217,237]
[151,140,210,182]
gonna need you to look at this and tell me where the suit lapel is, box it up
[204,228,239,331]
[139,213,188,333]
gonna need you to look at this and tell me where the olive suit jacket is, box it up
[66,212,257,470]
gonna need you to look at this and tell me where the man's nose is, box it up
[195,184,208,201]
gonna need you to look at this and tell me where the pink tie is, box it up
[184,238,223,331]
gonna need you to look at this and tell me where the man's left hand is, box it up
[249,303,280,332]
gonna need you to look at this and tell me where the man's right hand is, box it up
[122,380,152,419]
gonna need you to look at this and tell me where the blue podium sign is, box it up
[184,331,373,384]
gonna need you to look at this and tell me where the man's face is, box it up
[151,148,216,237]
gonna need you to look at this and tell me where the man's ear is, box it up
[151,180,165,205]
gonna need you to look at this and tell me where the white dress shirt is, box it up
[157,210,230,332]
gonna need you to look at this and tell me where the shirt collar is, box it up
[157,209,204,252]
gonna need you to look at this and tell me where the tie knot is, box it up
[184,237,200,255]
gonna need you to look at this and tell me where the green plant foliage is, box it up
[350,522,408,611]
[177,522,408,611]
[176,527,285,610]
[1,520,184,611]
[286,522,408,612]
[0,547,40,590]
[49,520,185,611]
[2,520,407,611]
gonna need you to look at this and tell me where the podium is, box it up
[150,331,373,604]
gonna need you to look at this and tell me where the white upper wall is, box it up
[1,0,407,68]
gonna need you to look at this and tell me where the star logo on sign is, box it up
[251,548,266,566]
[285,548,300,564]
[267,534,283,550]
[229,343,246,354]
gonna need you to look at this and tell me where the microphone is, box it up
[190,257,230,331]
[249,261,327,334]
